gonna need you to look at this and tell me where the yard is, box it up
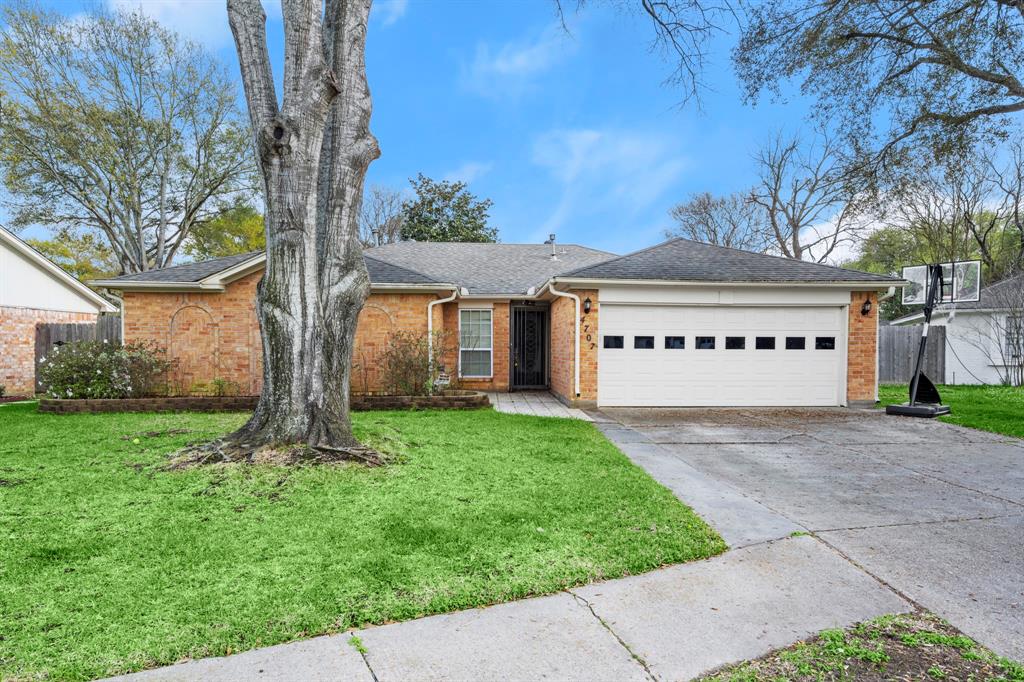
[878,384,1024,438]
[0,403,724,681]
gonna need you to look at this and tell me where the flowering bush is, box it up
[38,340,173,399]
[380,330,456,396]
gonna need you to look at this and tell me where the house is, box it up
[0,225,118,395]
[891,274,1024,386]
[90,238,902,407]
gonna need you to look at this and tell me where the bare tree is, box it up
[359,185,404,247]
[988,141,1024,273]
[959,273,1024,386]
[666,191,767,252]
[193,0,381,463]
[0,5,252,273]
[748,132,864,263]
[736,1,1024,172]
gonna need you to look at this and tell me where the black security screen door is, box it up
[511,307,549,389]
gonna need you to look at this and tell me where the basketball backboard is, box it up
[901,260,981,305]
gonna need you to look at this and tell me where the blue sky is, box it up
[22,0,818,256]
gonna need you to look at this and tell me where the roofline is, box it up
[0,225,117,313]
[551,276,907,289]
[891,307,1011,325]
[90,279,459,293]
[199,252,267,286]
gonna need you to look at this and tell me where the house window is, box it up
[756,336,775,350]
[695,336,716,349]
[1007,316,1023,359]
[604,335,624,349]
[634,336,655,349]
[815,336,836,350]
[665,336,686,349]
[459,309,492,377]
[785,336,806,350]
[725,336,746,350]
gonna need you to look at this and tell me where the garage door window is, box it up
[665,336,686,349]
[756,336,775,350]
[459,309,492,377]
[634,336,655,349]
[604,335,624,349]
[725,336,745,350]
[695,336,716,349]
[785,336,806,350]
[815,336,836,350]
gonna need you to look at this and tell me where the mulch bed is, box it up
[0,396,32,404]
[37,391,489,414]
[700,611,1022,681]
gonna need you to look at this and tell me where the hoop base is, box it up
[885,403,951,418]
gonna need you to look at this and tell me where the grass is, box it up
[702,612,1024,681]
[0,403,724,681]
[878,384,1024,438]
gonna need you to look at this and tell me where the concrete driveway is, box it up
[597,407,1024,661]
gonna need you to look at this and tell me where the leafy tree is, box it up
[27,231,119,282]
[184,205,266,260]
[735,1,1024,175]
[0,5,253,273]
[399,174,498,243]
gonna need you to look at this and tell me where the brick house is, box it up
[1,225,118,396]
[92,238,903,407]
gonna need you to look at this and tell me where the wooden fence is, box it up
[34,316,122,391]
[878,324,945,384]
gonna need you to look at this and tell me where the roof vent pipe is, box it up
[544,233,557,260]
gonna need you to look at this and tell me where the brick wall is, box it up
[0,306,97,396]
[549,289,598,407]
[440,301,510,392]
[847,290,879,404]
[126,273,456,395]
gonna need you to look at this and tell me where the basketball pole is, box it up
[908,264,942,406]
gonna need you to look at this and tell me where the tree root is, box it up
[166,438,387,470]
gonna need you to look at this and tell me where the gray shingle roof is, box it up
[934,273,1023,311]
[108,251,264,283]
[98,251,441,286]
[364,241,616,294]
[562,238,903,284]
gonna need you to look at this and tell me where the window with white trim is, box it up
[1007,316,1023,360]
[459,309,493,377]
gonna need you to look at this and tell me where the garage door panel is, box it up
[598,304,845,407]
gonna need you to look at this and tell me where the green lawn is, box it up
[878,384,1024,438]
[0,403,724,681]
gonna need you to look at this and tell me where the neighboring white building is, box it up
[0,225,117,395]
[892,275,1024,386]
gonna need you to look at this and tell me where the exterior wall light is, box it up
[583,297,592,314]
[861,299,873,316]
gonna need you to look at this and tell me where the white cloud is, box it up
[442,161,493,184]
[372,0,408,26]
[107,0,236,48]
[462,23,577,98]
[530,128,688,240]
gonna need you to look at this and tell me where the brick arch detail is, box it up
[351,304,396,394]
[169,304,220,394]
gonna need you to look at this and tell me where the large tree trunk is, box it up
[214,0,378,460]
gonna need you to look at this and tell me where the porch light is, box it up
[583,297,592,314]
[860,299,873,316]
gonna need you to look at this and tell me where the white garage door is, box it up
[598,305,846,407]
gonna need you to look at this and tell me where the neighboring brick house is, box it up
[93,238,902,407]
[1,225,117,396]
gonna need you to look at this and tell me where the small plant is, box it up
[38,340,173,399]
[0,384,5,398]
[209,377,241,397]
[379,330,455,396]
[347,635,367,654]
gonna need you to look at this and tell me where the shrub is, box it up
[379,330,455,396]
[38,340,173,399]
[0,384,5,398]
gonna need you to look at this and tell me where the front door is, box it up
[511,307,548,389]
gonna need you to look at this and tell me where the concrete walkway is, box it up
[110,535,908,682]
[486,390,592,421]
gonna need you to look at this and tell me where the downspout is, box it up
[875,286,897,402]
[427,288,459,370]
[545,282,581,398]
